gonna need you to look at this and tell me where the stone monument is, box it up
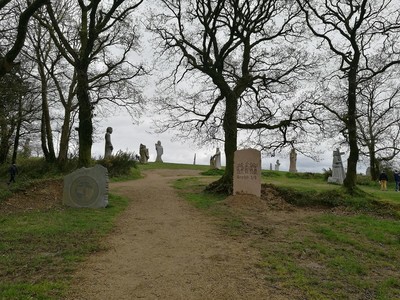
[104,127,113,158]
[289,148,297,173]
[328,148,346,184]
[210,148,221,169]
[275,159,281,171]
[139,143,149,164]
[155,140,163,162]
[63,164,109,208]
[233,149,261,197]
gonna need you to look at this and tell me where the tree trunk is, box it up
[369,142,379,181]
[37,54,56,162]
[57,109,71,168]
[343,65,359,193]
[0,121,13,164]
[76,67,93,168]
[11,97,23,164]
[206,94,237,194]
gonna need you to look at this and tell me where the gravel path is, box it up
[66,169,278,300]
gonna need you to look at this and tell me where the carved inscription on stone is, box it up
[63,164,109,208]
[233,149,261,197]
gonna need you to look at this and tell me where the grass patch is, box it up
[258,213,400,299]
[0,193,129,299]
[173,168,400,299]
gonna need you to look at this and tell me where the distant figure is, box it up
[394,170,400,192]
[289,148,297,173]
[104,127,113,158]
[139,143,149,164]
[379,171,388,191]
[8,163,18,185]
[210,148,221,169]
[275,159,280,171]
[155,141,163,162]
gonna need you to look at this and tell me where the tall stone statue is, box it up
[289,148,297,173]
[328,148,346,184]
[275,159,281,171]
[155,140,163,162]
[210,148,221,169]
[104,127,113,158]
[139,143,149,164]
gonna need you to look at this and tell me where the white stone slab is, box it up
[233,149,261,197]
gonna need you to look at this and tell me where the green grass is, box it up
[0,193,130,299]
[2,164,400,299]
[173,172,400,300]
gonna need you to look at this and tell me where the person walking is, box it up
[8,163,18,185]
[379,171,389,191]
[394,170,400,192]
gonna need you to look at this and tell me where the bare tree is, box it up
[296,0,400,192]
[0,0,48,77]
[357,71,400,180]
[149,0,313,193]
[39,0,146,167]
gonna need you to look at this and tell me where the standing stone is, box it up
[233,149,261,197]
[328,148,346,184]
[366,167,371,176]
[210,148,221,169]
[289,148,297,173]
[155,140,163,162]
[275,159,281,171]
[139,143,149,164]
[193,153,196,165]
[270,163,272,171]
[104,127,113,158]
[63,164,109,208]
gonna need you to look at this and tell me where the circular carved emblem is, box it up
[70,175,99,207]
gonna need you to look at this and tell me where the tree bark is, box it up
[76,67,92,168]
[343,65,359,192]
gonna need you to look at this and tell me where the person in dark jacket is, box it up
[379,171,388,191]
[394,170,400,192]
[8,163,18,185]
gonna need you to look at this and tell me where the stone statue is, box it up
[155,140,163,162]
[210,148,221,169]
[104,127,113,158]
[275,159,281,171]
[289,148,297,173]
[139,143,149,164]
[328,148,346,184]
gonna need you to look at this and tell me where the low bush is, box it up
[97,150,138,178]
[201,169,225,176]
[285,172,324,180]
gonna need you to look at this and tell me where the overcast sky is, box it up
[89,2,372,175]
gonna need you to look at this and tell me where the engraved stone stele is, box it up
[63,164,109,208]
[289,148,297,173]
[233,149,261,198]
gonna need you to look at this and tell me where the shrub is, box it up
[201,169,225,176]
[285,172,324,180]
[97,150,137,178]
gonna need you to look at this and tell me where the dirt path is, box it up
[66,169,280,299]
